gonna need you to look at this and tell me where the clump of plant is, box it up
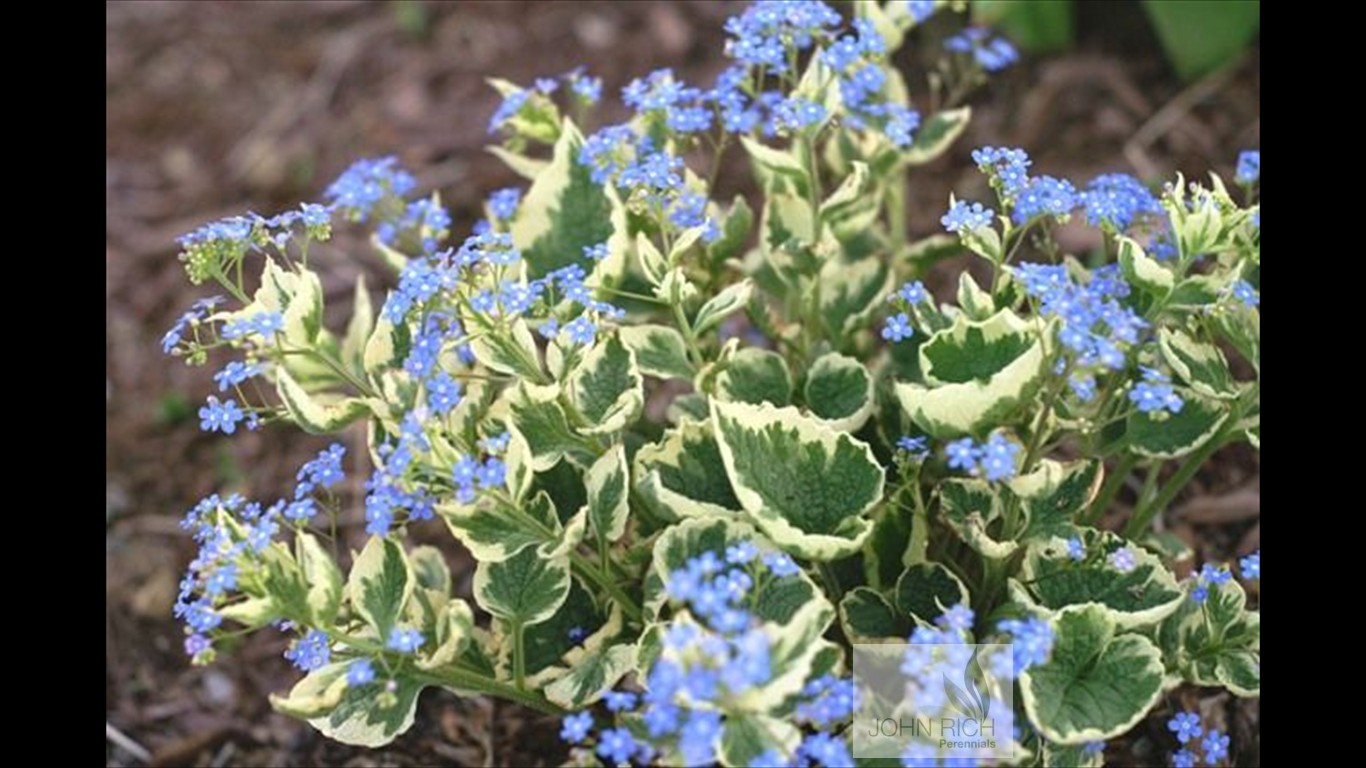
[166,1,1259,765]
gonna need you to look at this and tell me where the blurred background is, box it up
[105,2,1259,765]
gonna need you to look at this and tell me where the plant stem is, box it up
[1124,432,1227,538]
[671,301,705,367]
[512,620,527,690]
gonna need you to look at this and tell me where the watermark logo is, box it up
[852,642,1016,761]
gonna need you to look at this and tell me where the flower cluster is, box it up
[560,544,858,767]
[1239,550,1260,581]
[1014,261,1146,375]
[995,615,1056,673]
[1129,367,1185,418]
[1189,562,1233,604]
[944,27,1019,72]
[944,432,1022,481]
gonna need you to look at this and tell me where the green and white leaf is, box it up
[469,318,545,383]
[895,309,1047,438]
[299,532,343,625]
[840,586,910,640]
[720,714,802,768]
[1017,533,1185,628]
[1157,580,1259,697]
[486,144,549,180]
[585,444,630,543]
[711,400,884,560]
[473,542,571,627]
[936,478,1018,559]
[819,255,893,336]
[346,536,414,640]
[741,135,810,194]
[956,271,996,320]
[567,332,644,434]
[1117,236,1174,297]
[716,348,794,407]
[900,107,971,166]
[274,664,424,747]
[503,382,597,470]
[276,366,369,434]
[511,119,616,279]
[1126,389,1229,459]
[438,489,561,562]
[544,643,637,709]
[1020,605,1164,744]
[894,562,970,626]
[340,276,374,374]
[619,324,695,380]
[635,418,744,520]
[1158,328,1236,399]
[803,352,875,432]
[694,279,755,335]
[1009,459,1103,542]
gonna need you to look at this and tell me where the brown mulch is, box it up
[106,2,1259,765]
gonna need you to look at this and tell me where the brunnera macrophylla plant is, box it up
[166,1,1260,765]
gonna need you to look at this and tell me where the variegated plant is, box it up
[167,1,1259,765]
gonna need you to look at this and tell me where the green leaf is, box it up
[636,232,668,286]
[694,279,755,335]
[275,664,424,747]
[1117,236,1174,297]
[819,255,893,337]
[346,536,414,639]
[1158,328,1236,399]
[1142,0,1259,81]
[298,532,343,625]
[711,400,884,560]
[937,478,1018,559]
[840,587,910,641]
[568,332,643,433]
[1018,532,1185,628]
[505,382,597,471]
[1126,389,1229,459]
[1021,605,1165,744]
[1009,459,1103,542]
[469,319,546,383]
[511,119,615,278]
[438,489,561,562]
[802,352,874,433]
[543,643,637,709]
[820,161,879,241]
[585,445,630,543]
[408,545,452,594]
[901,107,972,166]
[340,276,374,374]
[363,315,410,378]
[716,348,793,407]
[895,309,1047,438]
[894,563,970,626]
[473,543,571,627]
[619,324,695,380]
[218,596,279,628]
[516,578,616,681]
[635,418,744,520]
[720,714,802,768]
[276,367,369,435]
[1042,741,1106,768]
[1158,580,1259,696]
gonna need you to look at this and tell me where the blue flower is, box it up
[487,187,521,221]
[798,733,853,767]
[937,603,975,633]
[726,541,759,564]
[750,748,791,767]
[882,313,914,342]
[1230,280,1259,308]
[582,242,610,261]
[198,396,245,434]
[1012,175,1077,224]
[184,633,212,659]
[562,314,598,346]
[325,156,417,221]
[213,361,260,392]
[906,0,936,22]
[1129,380,1184,416]
[948,28,1019,71]
[297,443,346,490]
[1201,729,1230,764]
[979,433,1021,481]
[488,88,529,134]
[283,629,331,672]
[941,200,994,232]
[346,659,376,686]
[1109,547,1137,573]
[895,280,929,305]
[897,435,929,459]
[997,616,1054,670]
[1235,150,1260,184]
[971,146,1031,198]
[1168,711,1203,744]
[1069,374,1097,402]
[1067,537,1086,561]
[1172,749,1197,768]
[595,727,640,764]
[559,711,593,744]
[1077,173,1161,230]
[763,552,801,578]
[570,72,603,104]
[386,626,426,654]
[679,709,723,765]
[426,372,464,415]
[603,690,638,712]
[1239,550,1260,580]
[945,438,980,472]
